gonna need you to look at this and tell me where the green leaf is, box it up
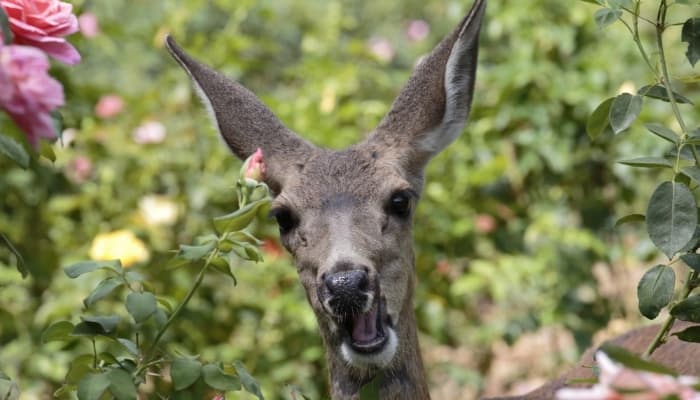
[607,0,633,8]
[171,358,202,391]
[681,254,700,272]
[594,8,621,29]
[39,140,56,162]
[124,271,145,284]
[84,277,124,308]
[66,354,95,384]
[213,198,270,234]
[125,292,157,323]
[233,361,264,400]
[116,338,139,356]
[586,97,614,140]
[202,363,241,391]
[42,321,75,343]
[210,256,237,282]
[599,344,677,375]
[77,372,111,400]
[0,5,12,44]
[609,93,642,134]
[682,18,700,67]
[64,260,122,278]
[617,157,673,169]
[638,85,693,105]
[177,242,216,261]
[681,166,700,185]
[644,124,679,145]
[614,213,645,227]
[637,264,675,320]
[673,325,700,343]
[646,181,698,258]
[671,296,700,322]
[72,315,120,336]
[0,134,29,168]
[107,368,138,400]
[1,233,28,278]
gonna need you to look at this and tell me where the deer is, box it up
[164,0,700,398]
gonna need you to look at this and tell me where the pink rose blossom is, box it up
[1,0,80,65]
[0,42,63,148]
[556,352,700,400]
[212,394,225,400]
[95,94,124,118]
[132,121,166,144]
[406,20,430,42]
[78,12,99,38]
[474,213,497,234]
[368,37,395,63]
[65,155,92,183]
[242,148,266,181]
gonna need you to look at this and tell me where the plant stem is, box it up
[92,338,98,369]
[643,270,699,358]
[144,249,218,360]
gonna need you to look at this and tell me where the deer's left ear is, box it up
[365,0,486,170]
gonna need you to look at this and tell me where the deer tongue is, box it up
[351,303,378,343]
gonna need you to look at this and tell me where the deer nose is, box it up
[325,270,369,297]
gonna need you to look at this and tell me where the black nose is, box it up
[324,270,369,314]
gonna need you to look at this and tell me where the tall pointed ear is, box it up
[165,36,316,191]
[365,0,486,170]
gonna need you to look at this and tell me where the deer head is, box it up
[166,1,486,398]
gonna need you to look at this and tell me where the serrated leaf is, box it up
[609,93,642,134]
[233,361,264,400]
[77,372,111,400]
[213,198,270,234]
[615,213,645,227]
[116,338,139,356]
[0,134,29,168]
[617,157,673,169]
[84,277,124,308]
[171,359,202,391]
[682,18,700,67]
[637,264,675,319]
[673,325,700,343]
[599,344,677,375]
[671,296,700,322]
[177,242,216,261]
[202,363,241,391]
[645,124,679,145]
[647,182,698,258]
[107,368,137,400]
[125,292,157,324]
[587,97,614,140]
[42,321,75,343]
[64,260,122,278]
[638,85,693,105]
[594,8,621,28]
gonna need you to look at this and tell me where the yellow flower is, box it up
[89,230,149,268]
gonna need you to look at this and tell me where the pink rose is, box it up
[65,155,92,183]
[95,94,124,119]
[368,37,395,63]
[1,0,80,65]
[406,20,430,42]
[132,121,166,144]
[242,148,266,181]
[78,12,99,39]
[0,42,63,148]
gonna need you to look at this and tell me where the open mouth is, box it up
[341,295,390,353]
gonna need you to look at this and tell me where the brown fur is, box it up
[166,1,699,399]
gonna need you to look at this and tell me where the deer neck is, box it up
[324,279,430,400]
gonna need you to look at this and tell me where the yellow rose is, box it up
[89,230,149,268]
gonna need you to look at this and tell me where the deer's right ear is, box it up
[165,36,315,191]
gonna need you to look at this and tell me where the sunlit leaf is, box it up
[637,264,675,320]
[42,321,75,343]
[586,97,614,140]
[213,198,270,234]
[609,93,642,134]
[64,260,122,278]
[646,182,697,258]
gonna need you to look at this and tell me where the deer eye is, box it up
[270,207,298,234]
[386,191,412,218]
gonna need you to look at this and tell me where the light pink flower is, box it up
[95,94,124,118]
[474,214,497,234]
[132,121,166,144]
[78,12,99,38]
[65,155,92,183]
[368,37,394,63]
[0,42,63,148]
[242,148,266,181]
[406,20,430,42]
[556,352,700,400]
[212,394,224,400]
[1,0,80,65]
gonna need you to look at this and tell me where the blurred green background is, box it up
[1,0,698,398]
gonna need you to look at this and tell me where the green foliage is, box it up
[637,264,674,319]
